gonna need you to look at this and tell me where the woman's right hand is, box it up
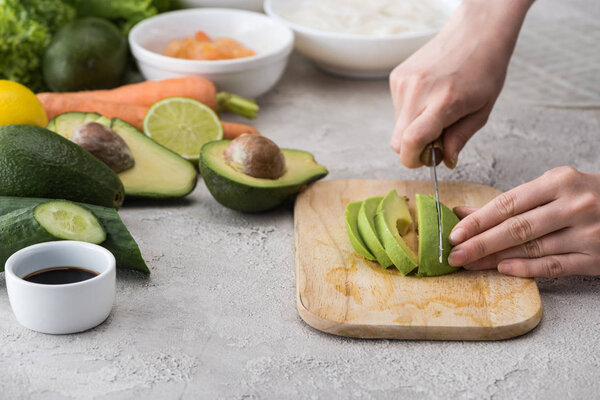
[389,0,534,168]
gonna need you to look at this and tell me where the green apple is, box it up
[344,201,376,261]
[416,194,461,276]
[357,196,393,268]
[374,190,417,275]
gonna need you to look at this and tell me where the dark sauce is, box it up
[23,267,99,285]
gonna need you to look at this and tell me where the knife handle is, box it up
[420,137,444,167]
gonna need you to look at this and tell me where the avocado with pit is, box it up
[374,190,418,275]
[0,124,124,208]
[199,138,328,212]
[416,194,460,276]
[357,196,393,268]
[345,201,376,261]
[48,112,198,198]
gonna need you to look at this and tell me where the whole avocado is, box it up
[0,124,124,208]
[43,17,128,92]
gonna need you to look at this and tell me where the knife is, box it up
[420,138,444,263]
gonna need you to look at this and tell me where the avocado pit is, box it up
[224,134,285,179]
[72,122,134,173]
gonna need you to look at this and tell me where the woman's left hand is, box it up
[448,166,600,278]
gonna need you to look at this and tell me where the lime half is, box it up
[143,97,223,163]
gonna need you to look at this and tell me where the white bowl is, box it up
[176,0,264,12]
[264,0,459,78]
[5,241,116,335]
[129,8,294,98]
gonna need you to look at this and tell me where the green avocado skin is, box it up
[416,194,460,277]
[43,17,127,92]
[0,125,124,208]
[198,143,328,213]
[0,196,148,274]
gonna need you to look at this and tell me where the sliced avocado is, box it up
[374,190,417,275]
[357,197,393,268]
[48,112,198,198]
[199,140,328,212]
[416,194,460,276]
[345,201,376,261]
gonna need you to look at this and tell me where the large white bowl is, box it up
[129,8,294,98]
[264,0,459,78]
[176,0,264,12]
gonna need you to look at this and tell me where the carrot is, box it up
[37,94,147,129]
[38,94,260,139]
[37,77,218,110]
[221,121,260,139]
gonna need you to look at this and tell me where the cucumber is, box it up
[0,201,106,269]
[0,197,149,274]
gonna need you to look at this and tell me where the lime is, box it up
[143,97,223,163]
[0,80,48,127]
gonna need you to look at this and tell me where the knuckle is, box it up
[494,192,517,219]
[403,130,426,149]
[472,239,487,259]
[508,216,534,243]
[543,257,564,279]
[549,166,581,184]
[465,214,483,235]
[571,192,600,215]
[523,239,543,258]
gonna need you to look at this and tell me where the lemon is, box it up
[0,80,48,127]
[143,97,223,163]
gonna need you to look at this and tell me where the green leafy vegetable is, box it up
[0,0,76,91]
[64,0,173,34]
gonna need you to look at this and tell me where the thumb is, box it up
[442,108,491,169]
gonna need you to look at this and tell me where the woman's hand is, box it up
[389,0,534,168]
[448,167,600,278]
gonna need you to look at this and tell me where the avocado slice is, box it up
[344,201,376,261]
[374,190,417,275]
[357,197,393,268]
[416,194,461,276]
[48,112,198,198]
[199,140,328,212]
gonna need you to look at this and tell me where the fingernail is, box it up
[448,154,458,169]
[449,227,466,245]
[498,262,513,274]
[448,249,465,266]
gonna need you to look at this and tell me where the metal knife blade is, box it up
[420,139,444,264]
[430,146,443,263]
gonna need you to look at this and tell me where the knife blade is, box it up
[420,138,444,263]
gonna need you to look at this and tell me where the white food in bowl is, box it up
[265,0,459,78]
[176,0,264,13]
[277,0,450,36]
[129,8,294,98]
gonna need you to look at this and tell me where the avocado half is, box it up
[199,140,328,212]
[48,112,198,199]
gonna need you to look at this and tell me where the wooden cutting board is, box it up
[294,180,542,340]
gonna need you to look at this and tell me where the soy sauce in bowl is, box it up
[23,267,99,285]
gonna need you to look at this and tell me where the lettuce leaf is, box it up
[64,0,173,35]
[0,0,76,92]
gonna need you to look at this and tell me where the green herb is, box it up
[0,0,76,91]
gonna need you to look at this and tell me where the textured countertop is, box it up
[1,1,599,398]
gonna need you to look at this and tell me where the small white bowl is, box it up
[264,0,459,78]
[129,8,294,98]
[176,0,264,12]
[5,241,116,335]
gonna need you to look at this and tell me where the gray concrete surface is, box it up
[1,1,600,399]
